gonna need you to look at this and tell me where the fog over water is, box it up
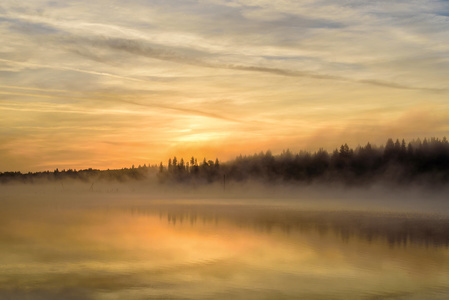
[3,179,449,213]
[2,181,449,299]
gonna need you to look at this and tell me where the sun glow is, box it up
[1,0,448,171]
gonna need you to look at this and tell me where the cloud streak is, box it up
[1,0,449,171]
[67,37,447,92]
[0,88,241,124]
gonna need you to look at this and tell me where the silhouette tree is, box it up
[3,137,449,186]
[172,157,178,169]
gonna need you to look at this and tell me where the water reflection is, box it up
[1,200,449,299]
[128,203,449,248]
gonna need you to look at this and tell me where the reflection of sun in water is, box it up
[3,200,449,299]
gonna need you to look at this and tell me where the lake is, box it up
[1,185,449,299]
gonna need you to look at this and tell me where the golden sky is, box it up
[1,0,449,172]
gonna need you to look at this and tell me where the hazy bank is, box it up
[2,178,449,217]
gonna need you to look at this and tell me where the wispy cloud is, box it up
[60,36,446,92]
[1,0,448,171]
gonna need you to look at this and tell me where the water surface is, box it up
[1,190,449,299]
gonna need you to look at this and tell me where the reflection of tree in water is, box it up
[139,205,449,248]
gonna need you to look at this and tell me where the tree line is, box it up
[2,137,449,185]
[158,137,449,185]
[0,165,158,184]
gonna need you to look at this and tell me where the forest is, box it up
[1,137,449,186]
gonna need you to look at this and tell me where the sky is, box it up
[1,0,449,172]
